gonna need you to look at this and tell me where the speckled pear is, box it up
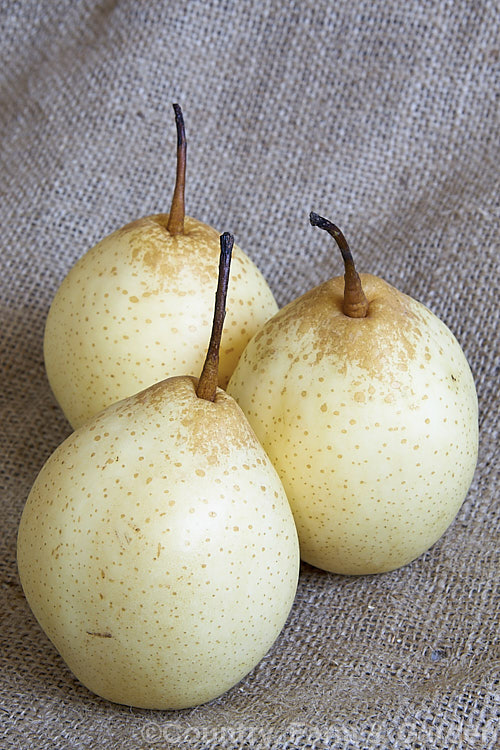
[17,234,299,709]
[44,104,278,429]
[227,213,478,575]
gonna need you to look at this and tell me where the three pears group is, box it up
[18,105,478,710]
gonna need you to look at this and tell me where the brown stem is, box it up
[309,212,368,318]
[196,233,234,401]
[166,103,186,235]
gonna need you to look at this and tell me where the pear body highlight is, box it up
[227,273,478,575]
[17,376,299,709]
[44,215,278,428]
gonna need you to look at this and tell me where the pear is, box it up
[227,213,478,575]
[44,104,278,429]
[17,233,299,710]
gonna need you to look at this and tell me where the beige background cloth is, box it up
[1,1,498,748]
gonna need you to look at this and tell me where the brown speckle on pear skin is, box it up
[265,274,420,384]
[128,215,220,289]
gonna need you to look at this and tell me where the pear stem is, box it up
[196,233,234,401]
[166,103,186,235]
[309,212,368,318]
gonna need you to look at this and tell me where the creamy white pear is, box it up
[44,105,277,429]
[227,213,478,575]
[18,234,299,709]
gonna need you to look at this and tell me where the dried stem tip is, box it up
[196,233,234,401]
[309,211,368,318]
[166,103,187,235]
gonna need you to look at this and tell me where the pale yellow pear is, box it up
[44,105,278,429]
[18,235,299,709]
[227,214,478,575]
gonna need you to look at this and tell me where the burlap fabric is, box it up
[1,1,498,748]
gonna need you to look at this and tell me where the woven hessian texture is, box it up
[1,1,498,748]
